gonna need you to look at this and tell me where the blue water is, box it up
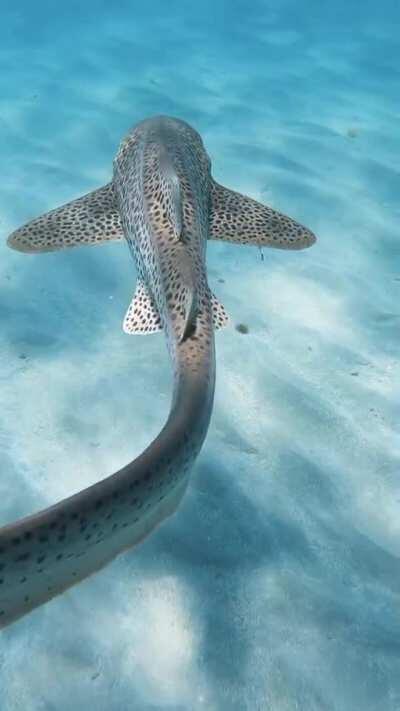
[1,1,399,708]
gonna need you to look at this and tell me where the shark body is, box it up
[1,116,316,628]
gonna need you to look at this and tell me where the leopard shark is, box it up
[1,115,316,628]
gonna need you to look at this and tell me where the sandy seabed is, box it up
[0,1,399,709]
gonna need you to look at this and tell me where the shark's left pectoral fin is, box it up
[7,183,123,253]
[123,280,163,335]
[209,180,316,249]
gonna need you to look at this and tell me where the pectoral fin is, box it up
[7,183,123,253]
[123,280,162,335]
[209,180,316,249]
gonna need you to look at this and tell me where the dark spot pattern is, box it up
[3,115,318,628]
[123,280,162,334]
[7,184,123,253]
[209,180,316,249]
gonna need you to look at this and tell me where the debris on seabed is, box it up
[236,323,249,334]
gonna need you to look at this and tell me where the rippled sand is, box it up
[0,1,399,709]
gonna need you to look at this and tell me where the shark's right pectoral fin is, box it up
[7,183,123,253]
[123,280,163,335]
[209,180,316,249]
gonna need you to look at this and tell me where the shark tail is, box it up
[0,407,195,628]
[0,288,216,630]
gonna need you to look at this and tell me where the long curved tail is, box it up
[0,336,215,629]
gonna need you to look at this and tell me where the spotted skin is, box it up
[123,279,163,334]
[123,279,228,335]
[210,181,316,249]
[2,115,316,628]
[7,183,123,252]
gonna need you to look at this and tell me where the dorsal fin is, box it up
[7,183,123,253]
[209,180,316,249]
